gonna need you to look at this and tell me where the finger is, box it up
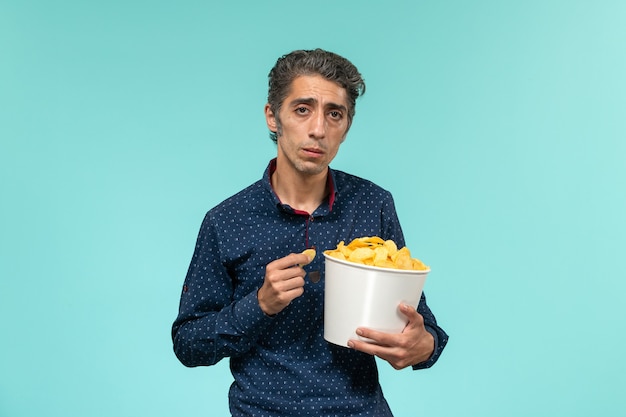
[272,264,307,279]
[347,336,399,364]
[268,253,313,271]
[398,303,419,320]
[347,338,380,355]
[265,259,308,285]
[279,275,306,292]
[347,335,411,370]
[278,286,305,305]
[398,304,425,330]
[299,248,316,266]
[353,327,395,347]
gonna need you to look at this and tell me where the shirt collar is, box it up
[264,158,336,213]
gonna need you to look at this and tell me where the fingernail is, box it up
[347,341,354,348]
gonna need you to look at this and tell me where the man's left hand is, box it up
[347,303,434,370]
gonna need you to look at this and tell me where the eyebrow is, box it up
[289,97,348,113]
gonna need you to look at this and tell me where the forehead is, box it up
[284,75,349,107]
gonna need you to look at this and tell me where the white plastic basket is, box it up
[323,254,430,347]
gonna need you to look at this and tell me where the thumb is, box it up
[400,303,421,326]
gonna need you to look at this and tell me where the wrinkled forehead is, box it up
[283,74,349,108]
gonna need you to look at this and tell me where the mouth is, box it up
[302,147,325,158]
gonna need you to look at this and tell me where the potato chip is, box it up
[299,248,316,266]
[376,259,397,269]
[394,251,413,270]
[324,236,429,271]
[347,236,385,248]
[337,241,351,258]
[383,239,398,256]
[412,258,427,270]
[373,246,389,265]
[348,247,375,263]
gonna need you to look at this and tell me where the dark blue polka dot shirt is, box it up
[172,159,448,416]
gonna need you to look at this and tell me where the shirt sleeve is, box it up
[171,212,274,367]
[412,292,449,370]
[380,191,449,370]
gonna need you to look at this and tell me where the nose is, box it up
[308,111,326,139]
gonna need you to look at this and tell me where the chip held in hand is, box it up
[299,248,316,266]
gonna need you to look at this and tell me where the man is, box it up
[172,48,448,416]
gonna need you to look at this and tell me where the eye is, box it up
[295,106,309,114]
[328,110,343,120]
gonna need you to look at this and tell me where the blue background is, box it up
[1,1,625,416]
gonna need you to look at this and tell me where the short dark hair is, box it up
[267,48,366,143]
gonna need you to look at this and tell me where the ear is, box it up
[265,104,278,133]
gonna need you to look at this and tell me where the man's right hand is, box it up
[257,252,312,316]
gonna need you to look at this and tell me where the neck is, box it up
[271,164,328,214]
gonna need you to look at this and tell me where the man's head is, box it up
[267,49,366,143]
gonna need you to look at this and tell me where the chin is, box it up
[297,160,327,176]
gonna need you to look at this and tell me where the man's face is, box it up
[265,74,351,177]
